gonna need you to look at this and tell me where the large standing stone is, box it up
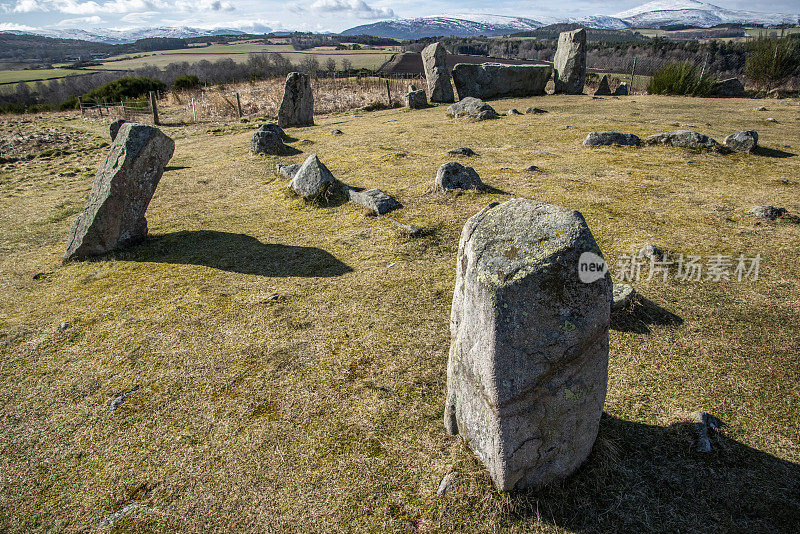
[289,154,336,199]
[65,123,175,260]
[421,42,455,104]
[278,72,314,127]
[451,64,552,100]
[444,199,611,491]
[553,29,587,94]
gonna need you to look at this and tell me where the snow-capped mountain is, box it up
[342,2,798,38]
[4,26,246,44]
[341,15,544,39]
[4,1,798,43]
[614,0,799,29]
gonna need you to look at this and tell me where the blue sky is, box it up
[0,0,798,33]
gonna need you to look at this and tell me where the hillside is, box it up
[342,15,544,39]
[614,0,800,28]
[1,92,799,531]
[341,2,799,38]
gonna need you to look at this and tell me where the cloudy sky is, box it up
[0,0,797,34]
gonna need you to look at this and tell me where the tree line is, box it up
[0,52,362,113]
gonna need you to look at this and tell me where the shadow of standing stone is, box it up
[64,122,174,260]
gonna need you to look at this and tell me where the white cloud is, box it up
[119,10,157,22]
[8,0,159,14]
[175,0,234,12]
[54,14,101,24]
[5,0,232,15]
[286,2,304,14]
[10,0,47,12]
[0,21,40,30]
[309,0,394,19]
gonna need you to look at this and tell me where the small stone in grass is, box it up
[437,472,459,496]
[446,147,476,156]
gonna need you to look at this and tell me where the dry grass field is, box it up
[0,92,799,532]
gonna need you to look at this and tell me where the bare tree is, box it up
[325,57,337,74]
[300,56,320,77]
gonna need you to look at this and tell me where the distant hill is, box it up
[613,0,799,29]
[1,26,247,45]
[510,24,648,43]
[341,2,799,38]
[341,15,545,39]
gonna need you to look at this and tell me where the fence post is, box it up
[78,97,84,117]
[385,79,391,106]
[629,58,637,91]
[699,52,709,80]
[235,92,242,119]
[120,101,125,120]
[192,97,196,123]
[150,91,159,126]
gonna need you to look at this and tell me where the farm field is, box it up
[92,49,396,71]
[0,45,399,87]
[631,26,800,42]
[1,94,799,532]
[0,68,99,86]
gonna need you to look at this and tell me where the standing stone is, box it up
[445,199,611,491]
[109,119,129,141]
[421,42,455,103]
[451,64,552,100]
[724,131,758,153]
[594,75,612,96]
[446,97,497,118]
[345,187,401,215]
[612,82,629,96]
[276,163,301,179]
[435,162,484,192]
[65,123,175,260]
[583,132,641,146]
[251,125,287,155]
[278,72,313,128]
[553,29,587,94]
[749,205,787,220]
[712,78,746,97]
[405,89,428,109]
[644,130,722,150]
[289,154,336,199]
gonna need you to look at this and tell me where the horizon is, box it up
[1,0,799,36]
